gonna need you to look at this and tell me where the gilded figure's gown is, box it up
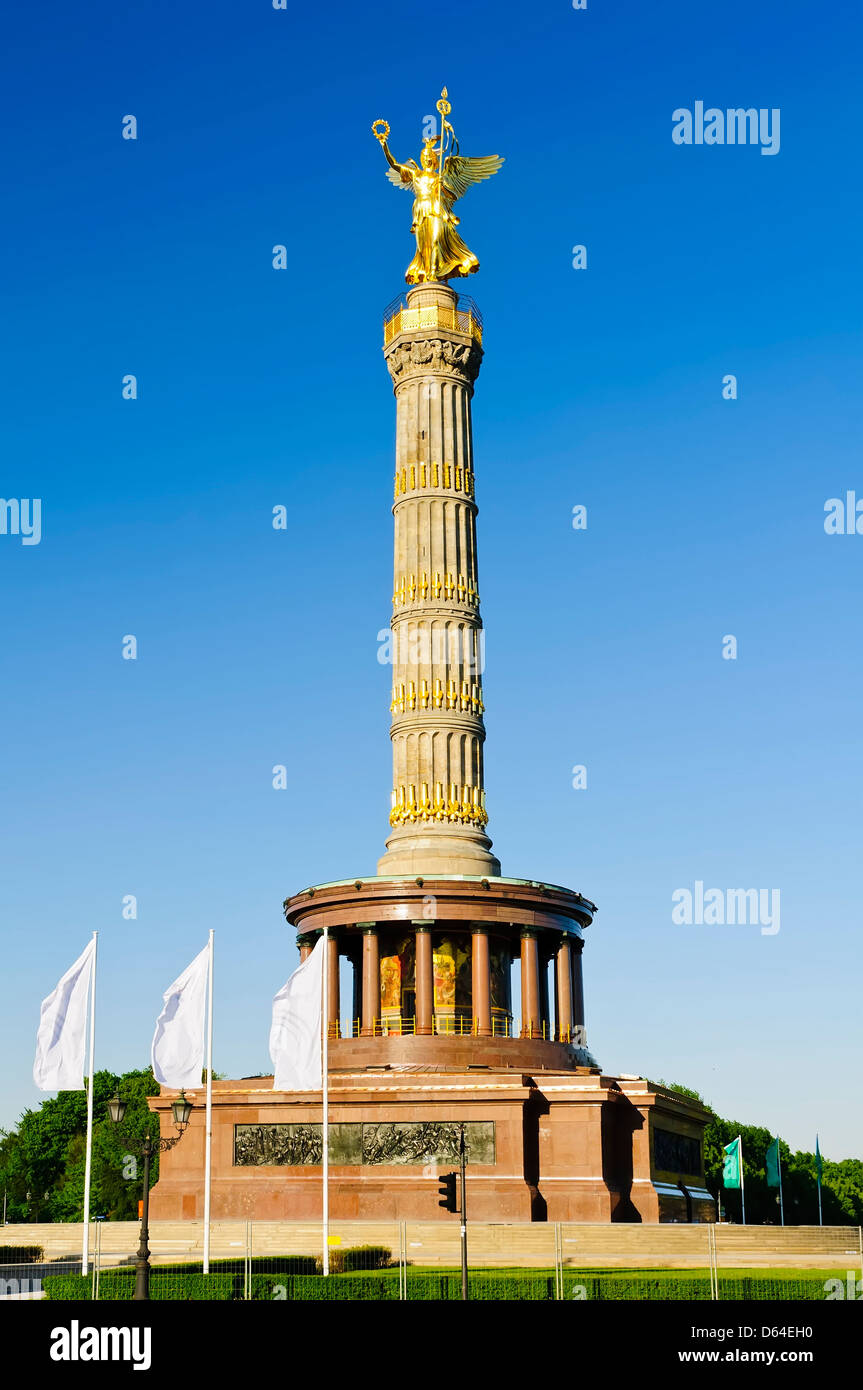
[405,170,478,283]
[384,148,504,285]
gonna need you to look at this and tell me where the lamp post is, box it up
[108,1088,192,1301]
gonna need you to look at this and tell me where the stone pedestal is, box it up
[148,1071,714,1224]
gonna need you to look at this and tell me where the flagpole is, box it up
[777,1140,784,1226]
[816,1134,823,1226]
[81,931,98,1275]
[203,930,214,1275]
[739,1136,746,1226]
[322,925,329,1276]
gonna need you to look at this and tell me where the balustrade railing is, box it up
[329,1014,592,1041]
[382,293,483,347]
[330,1017,584,1042]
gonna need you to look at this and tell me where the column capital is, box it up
[411,920,432,930]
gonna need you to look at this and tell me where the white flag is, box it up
[33,937,96,1091]
[151,943,210,1089]
[269,936,324,1090]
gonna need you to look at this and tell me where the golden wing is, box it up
[443,153,504,200]
[386,160,418,190]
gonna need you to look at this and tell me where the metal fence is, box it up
[3,1221,861,1301]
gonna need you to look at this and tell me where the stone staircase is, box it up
[2,1221,858,1270]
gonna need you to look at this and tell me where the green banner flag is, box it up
[766,1137,781,1188]
[815,1135,823,1180]
[723,1137,741,1189]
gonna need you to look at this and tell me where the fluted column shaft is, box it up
[378,282,499,878]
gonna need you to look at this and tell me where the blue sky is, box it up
[2,0,861,1158]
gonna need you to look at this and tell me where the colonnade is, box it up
[298,922,586,1042]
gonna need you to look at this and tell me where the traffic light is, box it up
[437,1171,458,1213]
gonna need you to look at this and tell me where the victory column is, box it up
[147,93,713,1224]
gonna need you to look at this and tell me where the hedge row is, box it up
[43,1268,832,1302]
[43,1272,399,1302]
[0,1245,44,1263]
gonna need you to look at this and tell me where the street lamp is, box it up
[107,1091,126,1125]
[109,1088,192,1301]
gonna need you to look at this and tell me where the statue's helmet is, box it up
[420,138,439,169]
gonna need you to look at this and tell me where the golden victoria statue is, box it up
[373,89,504,284]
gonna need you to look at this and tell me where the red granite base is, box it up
[147,1070,714,1224]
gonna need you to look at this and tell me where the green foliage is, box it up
[251,1255,317,1275]
[0,1069,160,1223]
[258,1274,403,1301]
[714,1276,829,1302]
[44,1272,242,1301]
[703,1118,863,1226]
[654,1080,705,1104]
[44,1265,835,1302]
[330,1245,393,1273]
[650,1082,863,1227]
[0,1244,43,1262]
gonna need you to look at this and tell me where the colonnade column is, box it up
[471,925,491,1037]
[414,922,434,1036]
[349,940,361,1036]
[360,923,380,1037]
[571,937,586,1040]
[520,931,541,1038]
[555,934,573,1042]
[538,941,551,1040]
[326,930,340,1039]
[298,934,315,962]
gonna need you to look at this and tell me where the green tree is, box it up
[650,1081,862,1226]
[0,1069,162,1222]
